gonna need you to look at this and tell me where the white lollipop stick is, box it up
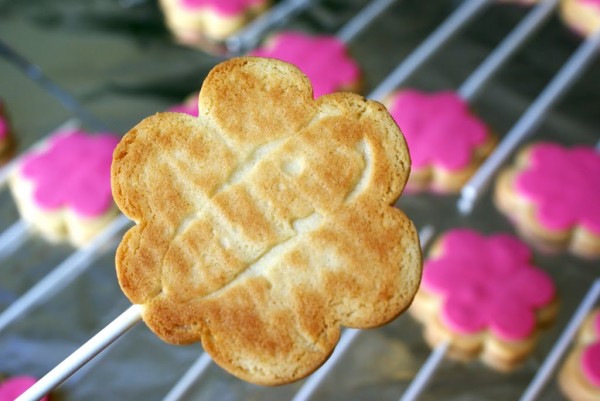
[398,341,450,401]
[0,214,131,333]
[67,300,133,387]
[288,225,436,401]
[458,0,560,102]
[0,219,31,259]
[458,28,600,215]
[225,0,317,54]
[337,0,400,44]
[519,278,600,401]
[15,304,142,401]
[368,0,491,101]
[162,352,213,401]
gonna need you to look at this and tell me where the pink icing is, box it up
[168,96,199,117]
[581,312,600,387]
[422,228,555,341]
[0,376,49,401]
[514,142,600,235]
[19,129,120,217]
[179,0,264,15]
[580,0,600,9]
[388,90,489,171]
[250,32,361,99]
[582,342,600,387]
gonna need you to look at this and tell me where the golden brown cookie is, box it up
[111,57,422,385]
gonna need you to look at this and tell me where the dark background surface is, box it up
[0,0,599,400]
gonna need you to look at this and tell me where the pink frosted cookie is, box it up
[159,0,270,46]
[560,0,600,37]
[0,376,49,401]
[409,228,558,371]
[384,90,496,193]
[559,309,600,401]
[0,100,15,163]
[494,142,600,259]
[250,31,362,98]
[9,128,120,246]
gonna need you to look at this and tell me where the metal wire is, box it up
[458,28,600,215]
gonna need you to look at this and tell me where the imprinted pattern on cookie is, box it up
[19,129,119,217]
[250,32,361,98]
[112,57,421,385]
[421,228,555,341]
[514,142,600,235]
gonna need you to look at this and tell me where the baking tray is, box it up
[0,0,599,400]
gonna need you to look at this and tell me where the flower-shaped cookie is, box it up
[410,228,557,371]
[560,0,600,37]
[10,129,120,246]
[384,89,495,193]
[559,309,600,401]
[494,142,600,258]
[250,31,362,98]
[159,0,270,45]
[112,57,422,385]
[0,376,49,401]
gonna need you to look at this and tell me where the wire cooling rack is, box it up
[0,0,599,400]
